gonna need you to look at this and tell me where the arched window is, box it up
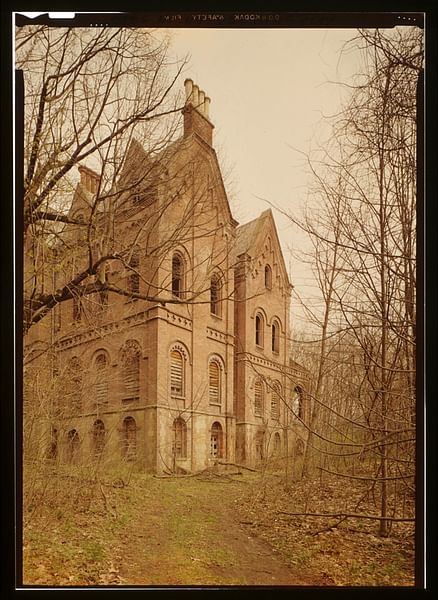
[67,357,82,414]
[94,352,109,409]
[170,349,184,397]
[210,422,223,458]
[265,265,272,289]
[210,273,221,316]
[122,416,137,461]
[173,418,187,458]
[93,420,106,456]
[209,359,221,405]
[273,432,281,455]
[292,386,304,420]
[272,320,280,353]
[255,313,264,347]
[121,341,141,402]
[67,429,80,463]
[271,384,281,420]
[254,379,264,417]
[172,253,184,298]
[127,249,140,294]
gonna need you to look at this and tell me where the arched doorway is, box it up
[210,422,223,459]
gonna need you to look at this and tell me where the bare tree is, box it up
[278,26,421,535]
[17,25,213,333]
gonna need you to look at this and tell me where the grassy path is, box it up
[23,469,414,586]
[113,473,315,586]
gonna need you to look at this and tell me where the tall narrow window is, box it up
[272,320,280,353]
[173,418,187,458]
[172,253,184,298]
[255,313,264,347]
[271,384,280,420]
[170,350,184,397]
[209,360,221,405]
[121,341,141,402]
[67,429,80,463]
[127,250,140,294]
[94,353,109,409]
[254,379,263,417]
[93,420,106,456]
[265,265,272,289]
[210,274,221,316]
[122,416,137,461]
[255,430,265,462]
[210,422,223,458]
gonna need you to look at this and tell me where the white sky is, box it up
[166,28,362,330]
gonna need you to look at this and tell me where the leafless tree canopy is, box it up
[17,26,192,332]
[284,27,422,536]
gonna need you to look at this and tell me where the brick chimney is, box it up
[78,165,101,194]
[182,78,214,146]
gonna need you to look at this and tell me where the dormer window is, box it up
[265,265,272,289]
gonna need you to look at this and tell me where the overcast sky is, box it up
[166,28,362,330]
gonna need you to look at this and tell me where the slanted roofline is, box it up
[235,208,291,290]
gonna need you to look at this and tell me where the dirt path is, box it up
[113,474,321,586]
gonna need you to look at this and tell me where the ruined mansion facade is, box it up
[24,79,309,473]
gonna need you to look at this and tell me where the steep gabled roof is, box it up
[169,131,237,228]
[234,210,269,257]
[235,208,291,288]
[135,132,237,229]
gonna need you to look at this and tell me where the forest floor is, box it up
[22,466,416,587]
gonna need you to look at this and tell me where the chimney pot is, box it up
[192,84,199,108]
[184,78,193,103]
[182,79,214,145]
[198,90,205,115]
[78,165,100,194]
[204,97,211,120]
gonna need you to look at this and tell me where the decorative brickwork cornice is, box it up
[206,326,232,344]
[55,309,149,350]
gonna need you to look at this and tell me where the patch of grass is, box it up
[84,541,105,562]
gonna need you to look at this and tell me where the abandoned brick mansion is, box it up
[24,79,309,474]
